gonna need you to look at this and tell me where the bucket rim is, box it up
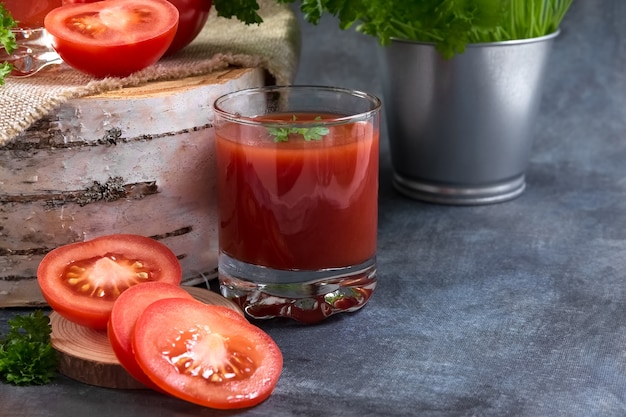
[390,29,560,48]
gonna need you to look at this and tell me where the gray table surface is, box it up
[2,2,626,416]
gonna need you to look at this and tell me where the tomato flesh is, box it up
[64,253,152,300]
[44,0,179,77]
[133,298,283,409]
[37,234,182,329]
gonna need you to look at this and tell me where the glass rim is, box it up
[212,85,382,128]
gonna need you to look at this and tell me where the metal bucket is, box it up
[380,31,559,205]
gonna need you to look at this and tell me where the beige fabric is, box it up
[0,0,301,146]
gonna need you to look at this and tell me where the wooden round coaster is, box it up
[50,286,243,389]
[184,285,244,313]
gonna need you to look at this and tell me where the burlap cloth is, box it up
[0,0,300,146]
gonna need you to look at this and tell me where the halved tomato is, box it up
[133,297,283,409]
[37,234,182,329]
[59,0,211,55]
[107,281,194,390]
[44,0,179,78]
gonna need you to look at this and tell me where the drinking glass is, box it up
[213,85,381,323]
[1,0,63,77]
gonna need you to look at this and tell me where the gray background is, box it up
[3,1,626,416]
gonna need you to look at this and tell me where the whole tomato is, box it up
[165,0,212,54]
[61,0,212,55]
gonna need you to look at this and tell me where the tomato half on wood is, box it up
[107,281,194,390]
[44,0,179,78]
[133,298,283,409]
[59,0,211,55]
[37,234,182,329]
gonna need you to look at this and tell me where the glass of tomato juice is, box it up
[0,0,63,76]
[213,85,382,323]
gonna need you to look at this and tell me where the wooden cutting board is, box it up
[49,286,244,389]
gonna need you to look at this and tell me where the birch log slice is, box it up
[50,285,244,389]
[0,67,266,307]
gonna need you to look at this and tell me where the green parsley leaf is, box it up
[0,310,58,385]
[281,0,572,58]
[267,115,330,143]
[0,3,17,85]
[213,0,264,25]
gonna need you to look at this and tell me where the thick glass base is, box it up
[218,254,377,323]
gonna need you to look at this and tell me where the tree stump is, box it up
[0,67,266,307]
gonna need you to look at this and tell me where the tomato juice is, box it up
[3,0,63,28]
[216,113,379,272]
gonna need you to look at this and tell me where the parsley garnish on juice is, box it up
[268,115,330,142]
[0,310,58,385]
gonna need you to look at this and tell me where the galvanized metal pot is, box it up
[380,31,559,205]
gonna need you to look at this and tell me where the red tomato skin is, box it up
[44,0,179,78]
[165,0,212,55]
[37,234,182,329]
[133,298,283,409]
[107,282,194,390]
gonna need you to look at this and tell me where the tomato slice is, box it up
[133,298,283,409]
[107,282,194,390]
[108,282,248,390]
[44,0,179,77]
[37,234,182,329]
